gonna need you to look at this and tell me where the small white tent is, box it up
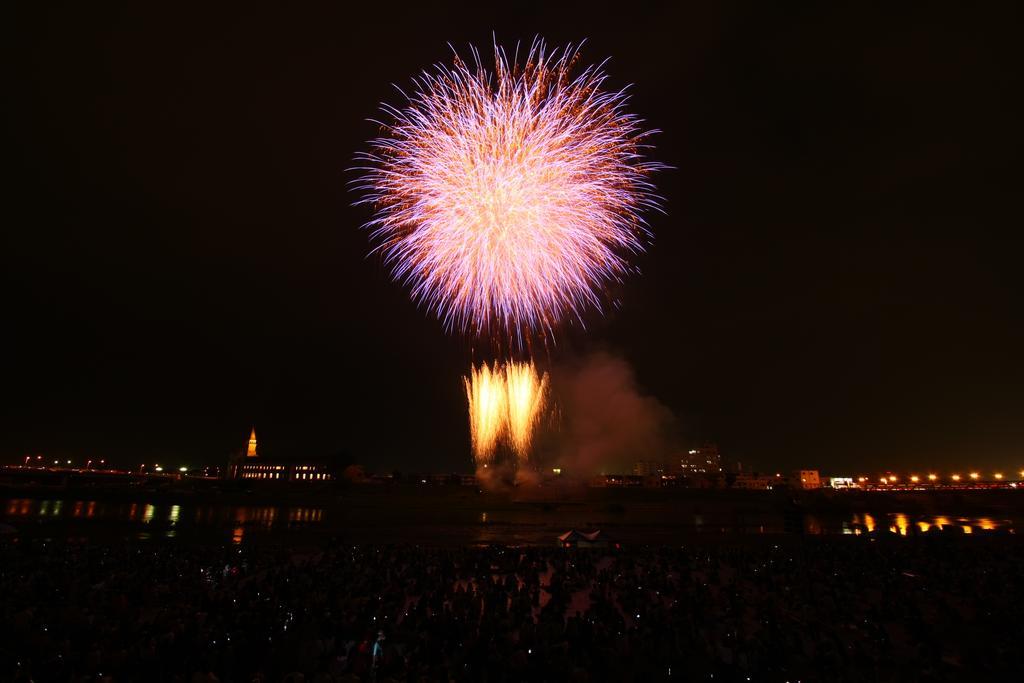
[557,529,609,548]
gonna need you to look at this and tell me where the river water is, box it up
[2,496,1016,546]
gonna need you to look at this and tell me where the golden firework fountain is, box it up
[465,360,548,480]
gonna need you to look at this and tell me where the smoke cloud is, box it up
[543,351,676,476]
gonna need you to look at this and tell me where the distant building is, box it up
[589,474,644,488]
[235,461,334,482]
[828,477,856,489]
[633,460,665,477]
[229,427,335,482]
[792,470,821,490]
[677,444,723,475]
[420,473,478,486]
[732,473,779,490]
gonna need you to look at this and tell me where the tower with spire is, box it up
[229,424,335,483]
[246,427,258,457]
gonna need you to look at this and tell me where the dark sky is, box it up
[4,2,1022,474]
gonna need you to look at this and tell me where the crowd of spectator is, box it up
[2,535,1022,681]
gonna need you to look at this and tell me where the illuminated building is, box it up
[676,444,722,475]
[235,461,334,482]
[791,470,821,490]
[228,428,335,482]
[633,460,665,477]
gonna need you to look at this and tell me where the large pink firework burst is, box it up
[353,40,662,344]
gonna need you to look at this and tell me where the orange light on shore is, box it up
[951,474,961,482]
[969,472,980,480]
[994,473,1003,480]
[928,474,937,481]
[910,475,919,483]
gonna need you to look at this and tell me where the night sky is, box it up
[4,3,1021,474]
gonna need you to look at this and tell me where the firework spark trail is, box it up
[464,362,508,462]
[505,361,549,460]
[354,39,662,344]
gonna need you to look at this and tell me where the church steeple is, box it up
[246,427,258,457]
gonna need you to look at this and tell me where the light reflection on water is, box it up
[836,513,1006,536]
[1,498,1017,542]
[2,498,325,540]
